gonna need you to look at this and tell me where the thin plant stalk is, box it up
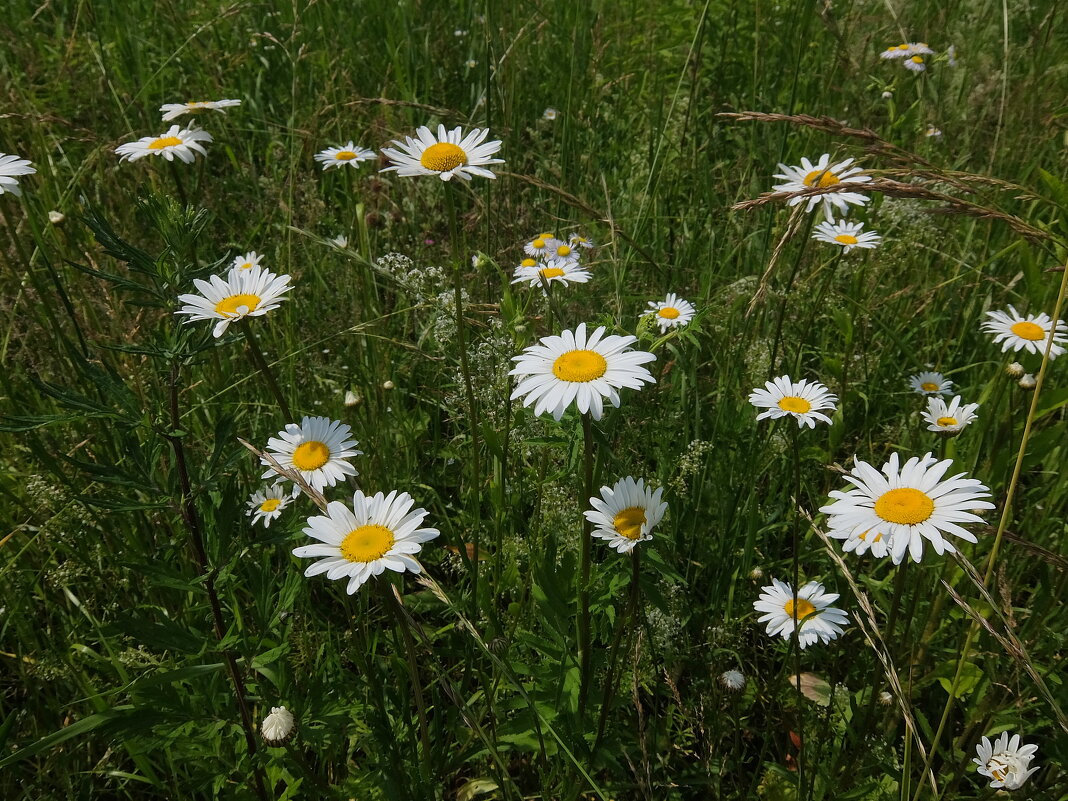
[383,584,434,789]
[788,427,804,797]
[242,325,295,421]
[910,248,1068,801]
[594,548,642,754]
[167,361,269,801]
[577,411,595,718]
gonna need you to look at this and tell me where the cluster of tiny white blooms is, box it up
[380,124,503,181]
[908,371,953,396]
[584,477,667,553]
[115,125,213,163]
[753,579,848,649]
[512,257,591,289]
[261,416,361,493]
[159,99,241,122]
[812,219,881,253]
[260,706,296,746]
[292,490,439,594]
[720,669,746,691]
[314,141,376,171]
[230,251,263,272]
[749,375,838,429]
[820,452,995,564]
[175,264,292,338]
[645,293,696,333]
[246,483,299,528]
[510,323,656,421]
[981,306,1068,359]
[974,732,1040,790]
[0,153,36,196]
[667,439,715,498]
[772,153,872,219]
[922,395,979,436]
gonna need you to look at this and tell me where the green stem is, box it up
[243,325,294,421]
[593,548,642,754]
[578,412,595,718]
[383,584,433,790]
[789,427,804,799]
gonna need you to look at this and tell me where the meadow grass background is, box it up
[2,0,1067,798]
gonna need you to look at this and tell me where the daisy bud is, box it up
[382,380,395,390]
[48,210,65,225]
[878,690,894,706]
[261,706,296,746]
[749,566,764,580]
[1005,362,1025,378]
[343,390,361,407]
[720,669,746,691]
[1018,373,1037,390]
[881,90,893,99]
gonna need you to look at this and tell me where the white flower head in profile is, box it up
[260,706,296,746]
[246,483,299,528]
[812,219,881,253]
[772,153,872,219]
[748,375,837,429]
[115,125,213,163]
[314,141,376,171]
[981,305,1067,359]
[922,395,979,436]
[0,153,36,196]
[753,579,848,648]
[974,732,1039,790]
[583,476,667,553]
[230,251,263,273]
[160,99,241,122]
[511,258,591,290]
[909,371,953,396]
[645,293,696,333]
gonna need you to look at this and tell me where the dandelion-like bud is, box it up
[1018,373,1037,390]
[878,691,894,706]
[382,380,395,391]
[261,706,296,746]
[1005,362,1025,378]
[48,210,65,225]
[344,390,361,407]
[720,669,746,691]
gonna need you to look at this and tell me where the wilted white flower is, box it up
[720,669,746,691]
[261,706,296,746]
[974,732,1039,790]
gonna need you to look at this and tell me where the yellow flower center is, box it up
[538,232,555,239]
[540,267,565,279]
[239,261,253,270]
[783,598,816,621]
[259,499,282,513]
[420,142,467,172]
[555,245,572,257]
[613,506,647,540]
[521,258,537,268]
[777,396,812,414]
[803,169,839,188]
[214,293,261,316]
[149,136,184,150]
[335,150,358,161]
[531,238,547,250]
[897,44,909,50]
[1010,320,1044,341]
[874,487,935,525]
[910,55,924,64]
[291,441,331,471]
[552,349,608,383]
[936,416,958,427]
[920,382,940,392]
[340,524,395,562]
[658,307,681,319]
[835,234,858,245]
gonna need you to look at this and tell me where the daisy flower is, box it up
[922,395,979,436]
[748,375,837,429]
[175,264,292,338]
[812,219,881,253]
[583,476,667,553]
[523,235,556,259]
[261,416,361,493]
[0,153,36,196]
[115,125,213,163]
[645,293,696,333]
[159,99,241,122]
[260,706,296,746]
[543,108,559,121]
[509,322,656,421]
[904,55,927,72]
[880,43,933,60]
[753,579,849,649]
[314,141,376,170]
[380,124,503,181]
[974,732,1039,790]
[772,154,872,219]
[292,489,440,594]
[908,371,953,396]
[547,240,580,263]
[230,251,263,273]
[819,452,995,564]
[246,483,298,528]
[879,43,912,59]
[981,305,1068,359]
[511,258,591,289]
[569,233,595,249]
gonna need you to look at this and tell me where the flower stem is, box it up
[593,548,641,753]
[383,583,433,789]
[578,411,595,718]
[789,427,804,798]
[242,325,294,421]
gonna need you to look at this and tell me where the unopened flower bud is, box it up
[344,390,361,407]
[261,706,296,746]
[1018,374,1036,390]
[1005,362,1025,378]
[382,380,395,390]
[48,210,65,225]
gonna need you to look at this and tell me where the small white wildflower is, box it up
[720,669,746,691]
[261,706,296,746]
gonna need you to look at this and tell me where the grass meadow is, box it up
[2,0,1068,798]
